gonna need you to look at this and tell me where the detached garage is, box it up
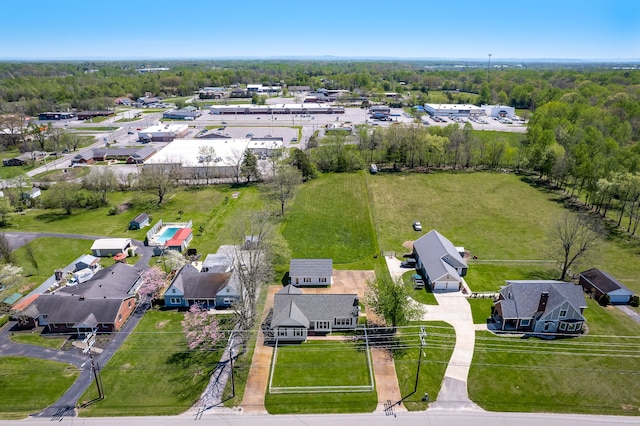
[579,268,634,305]
[91,238,134,257]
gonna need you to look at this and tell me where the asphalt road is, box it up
[0,410,637,426]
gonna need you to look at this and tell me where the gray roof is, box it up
[413,230,466,281]
[57,263,142,298]
[202,249,234,273]
[131,212,149,224]
[497,280,587,320]
[579,268,633,295]
[26,294,134,326]
[170,263,232,299]
[271,285,358,329]
[289,259,333,277]
[75,254,100,270]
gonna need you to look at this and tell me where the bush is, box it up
[0,315,9,328]
[630,294,639,307]
[108,206,119,216]
[598,293,610,306]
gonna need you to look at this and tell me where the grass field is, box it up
[9,333,68,349]
[403,270,437,305]
[282,172,378,267]
[79,311,233,416]
[366,171,640,294]
[265,340,376,414]
[465,263,557,292]
[0,357,79,420]
[468,298,640,415]
[394,322,455,411]
[467,298,495,324]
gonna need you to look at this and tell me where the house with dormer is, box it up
[492,280,587,335]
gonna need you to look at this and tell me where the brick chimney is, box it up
[536,291,549,313]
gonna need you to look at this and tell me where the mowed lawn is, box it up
[468,298,640,415]
[265,340,376,414]
[394,322,455,411]
[79,311,232,417]
[282,172,378,267]
[0,357,79,420]
[464,263,557,292]
[366,171,640,294]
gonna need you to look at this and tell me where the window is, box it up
[319,277,327,283]
[303,277,311,283]
[567,323,576,331]
[293,328,304,337]
[520,319,530,327]
[223,298,232,305]
[315,321,330,330]
[335,318,352,326]
[559,322,567,331]
[170,298,181,305]
[277,328,288,337]
[118,314,123,321]
[575,323,582,331]
[559,309,567,318]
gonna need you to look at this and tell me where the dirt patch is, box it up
[121,363,132,370]
[402,241,414,250]
[156,320,170,328]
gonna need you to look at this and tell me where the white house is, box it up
[413,230,467,292]
[289,259,333,286]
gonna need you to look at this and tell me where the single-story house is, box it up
[268,285,359,343]
[164,263,239,309]
[165,228,193,252]
[21,187,41,200]
[492,280,587,335]
[91,238,133,257]
[579,268,634,305]
[289,258,333,286]
[57,262,143,297]
[129,213,151,230]
[413,230,467,292]
[15,293,137,335]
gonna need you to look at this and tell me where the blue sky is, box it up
[2,0,639,60]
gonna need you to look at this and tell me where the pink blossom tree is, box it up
[138,266,167,299]
[181,304,224,350]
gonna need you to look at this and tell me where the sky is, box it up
[2,0,639,61]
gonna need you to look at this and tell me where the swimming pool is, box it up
[155,227,181,244]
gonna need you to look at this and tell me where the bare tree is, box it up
[227,148,245,185]
[551,212,600,280]
[137,164,178,205]
[266,163,302,216]
[197,145,216,184]
[229,211,275,337]
[82,167,117,206]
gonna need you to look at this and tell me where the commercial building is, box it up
[209,103,344,115]
[144,138,283,178]
[482,104,515,119]
[138,123,189,142]
[162,108,202,120]
[424,104,484,118]
[38,112,75,121]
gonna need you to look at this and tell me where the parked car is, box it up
[127,131,134,134]
[414,279,425,289]
[400,259,417,268]
[413,221,422,231]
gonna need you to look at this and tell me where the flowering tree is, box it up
[181,304,224,350]
[138,266,167,299]
[163,249,188,272]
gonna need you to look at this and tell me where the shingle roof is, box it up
[497,280,587,320]
[413,230,466,281]
[579,268,633,295]
[171,264,231,299]
[289,259,333,277]
[271,286,358,329]
[27,294,134,325]
[57,263,142,298]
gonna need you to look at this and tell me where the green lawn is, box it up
[465,263,557,292]
[467,298,495,324]
[282,172,378,267]
[403,270,437,305]
[468,298,640,415]
[394,322,455,411]
[366,171,640,294]
[79,311,234,416]
[265,340,376,414]
[0,357,79,420]
[9,332,68,349]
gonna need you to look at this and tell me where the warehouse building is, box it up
[209,103,344,115]
[482,104,516,119]
[424,104,484,118]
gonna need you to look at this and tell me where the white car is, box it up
[413,221,422,231]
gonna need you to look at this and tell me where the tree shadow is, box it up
[34,212,69,222]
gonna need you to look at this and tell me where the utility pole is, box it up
[83,330,105,400]
[385,326,427,416]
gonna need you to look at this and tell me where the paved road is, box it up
[1,410,638,426]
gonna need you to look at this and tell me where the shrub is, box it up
[598,293,610,306]
[108,206,119,216]
[630,294,639,307]
[0,315,8,328]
